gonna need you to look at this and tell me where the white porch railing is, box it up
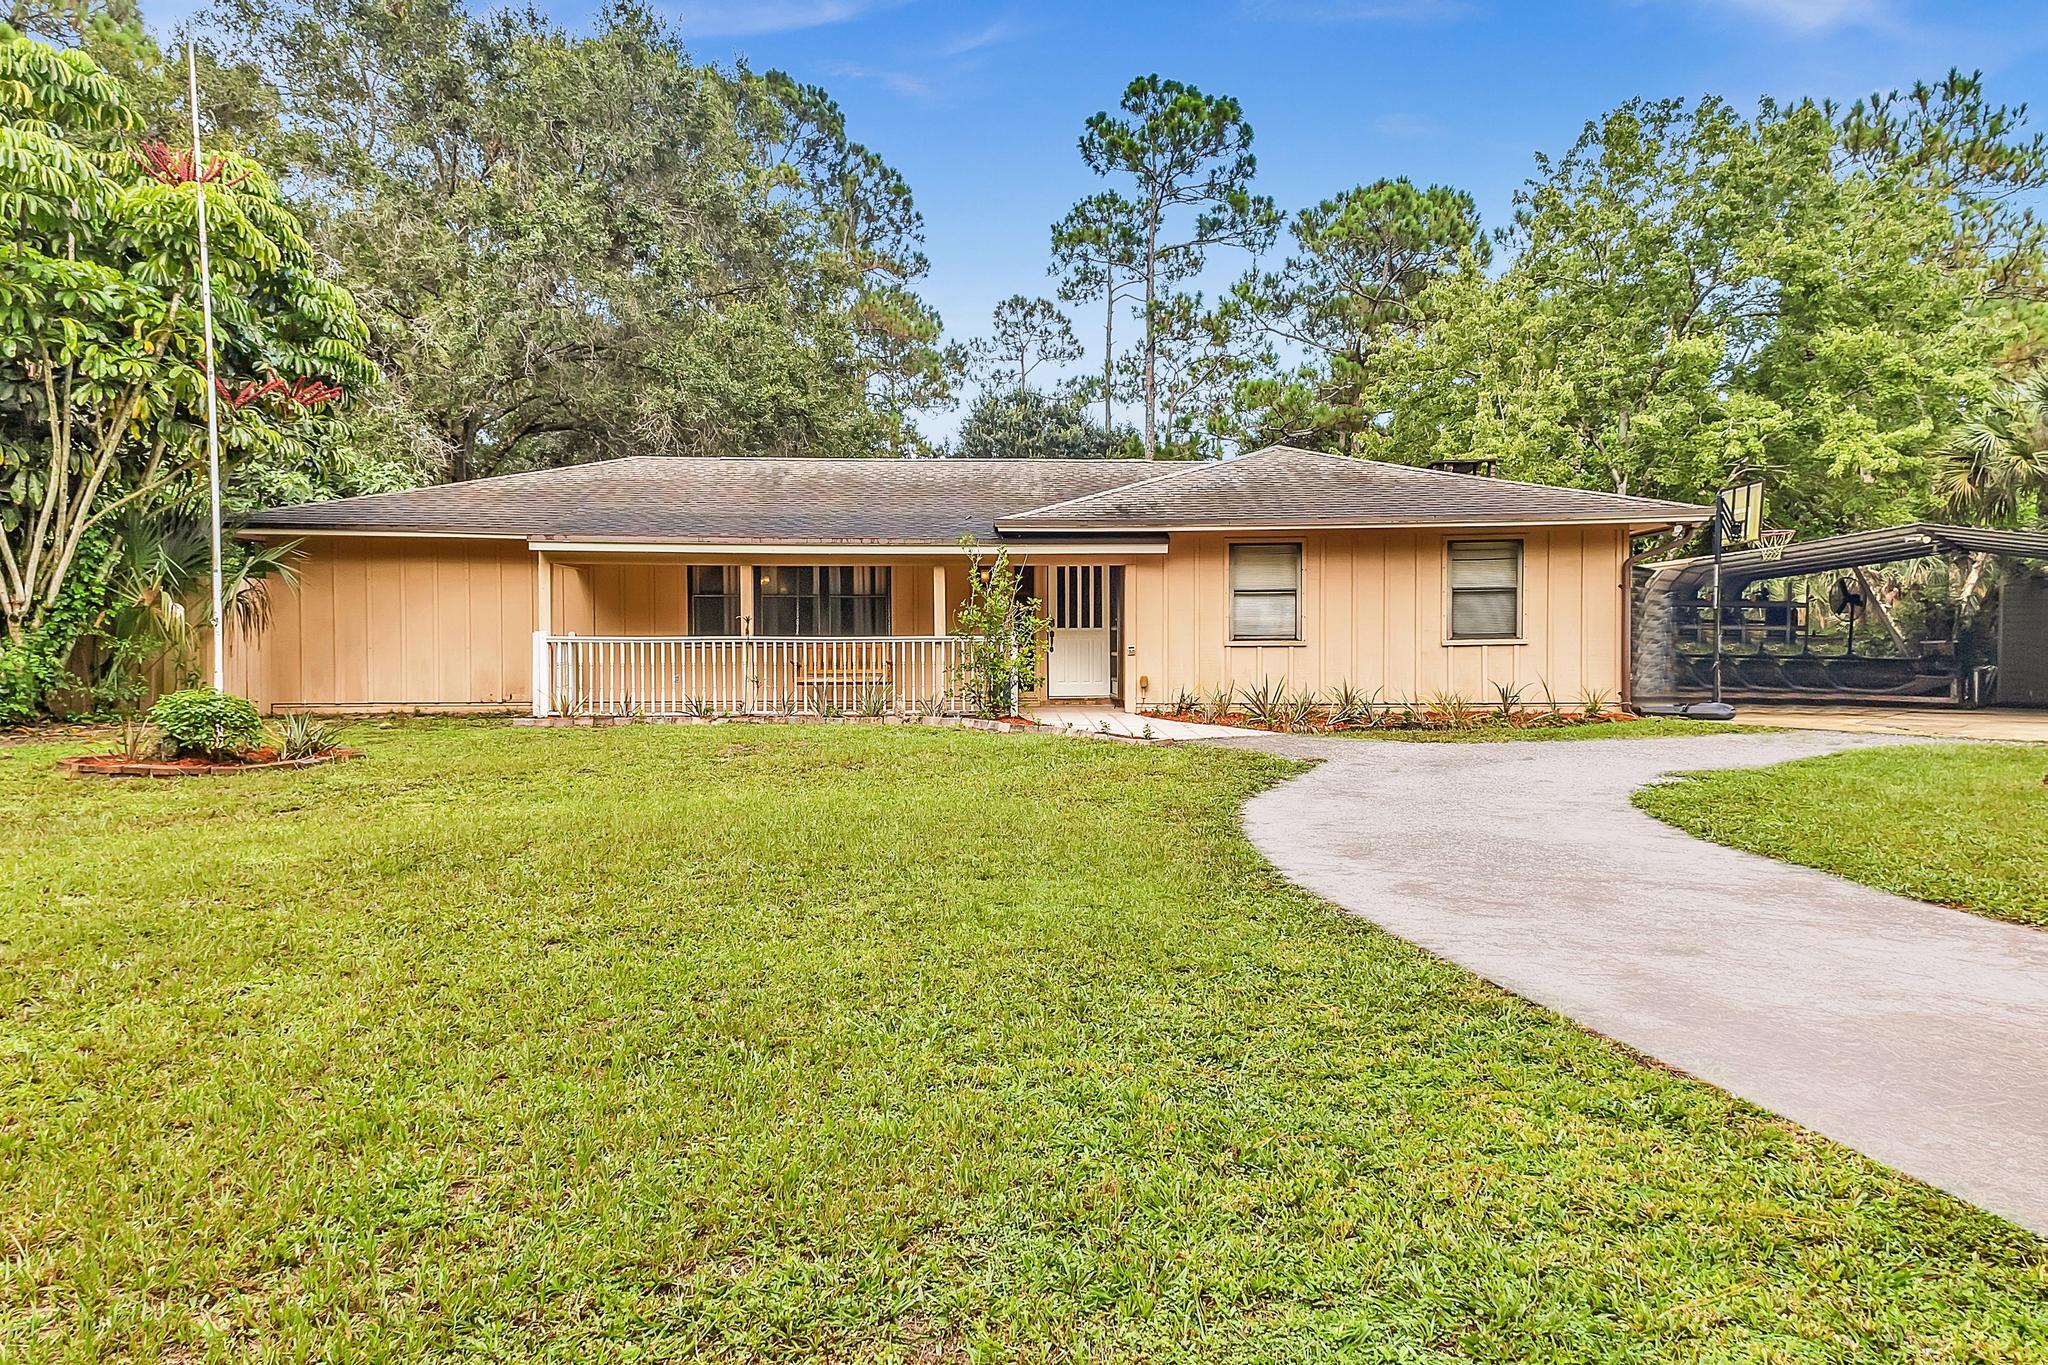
[533,634,969,718]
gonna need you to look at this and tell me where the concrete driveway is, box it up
[1225,730,2048,1236]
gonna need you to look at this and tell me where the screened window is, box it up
[756,566,891,637]
[1447,540,1523,641]
[688,565,740,637]
[1229,543,1301,642]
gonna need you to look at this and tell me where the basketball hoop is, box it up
[1757,528,1794,562]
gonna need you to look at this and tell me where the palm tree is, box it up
[93,514,302,697]
[1936,369,2048,527]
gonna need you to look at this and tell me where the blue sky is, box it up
[151,0,2048,436]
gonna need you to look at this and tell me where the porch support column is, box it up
[531,550,552,717]
[931,563,948,635]
[739,563,756,636]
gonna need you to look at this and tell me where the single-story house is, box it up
[230,445,1709,716]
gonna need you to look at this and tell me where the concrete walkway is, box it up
[1223,730,2048,1235]
[1026,705,1268,741]
[1736,704,2048,744]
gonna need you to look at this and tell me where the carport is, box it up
[1633,522,2048,708]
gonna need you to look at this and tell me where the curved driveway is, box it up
[1226,730,2048,1235]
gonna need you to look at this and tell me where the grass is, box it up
[2,721,2043,1362]
[1328,716,1777,742]
[1636,742,2048,930]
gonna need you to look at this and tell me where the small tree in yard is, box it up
[0,32,377,719]
[951,542,1047,719]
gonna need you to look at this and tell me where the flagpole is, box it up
[187,43,226,693]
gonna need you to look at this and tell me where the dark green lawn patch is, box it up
[3,722,2043,1360]
[1636,742,2048,930]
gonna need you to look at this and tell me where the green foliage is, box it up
[271,709,342,758]
[0,622,72,724]
[0,27,376,664]
[1231,179,1487,453]
[1077,75,1279,456]
[147,685,263,756]
[1113,290,1261,459]
[1049,191,1147,430]
[1377,88,2036,534]
[196,0,951,471]
[1936,367,2048,526]
[968,295,1082,394]
[949,542,1046,717]
[952,387,1131,460]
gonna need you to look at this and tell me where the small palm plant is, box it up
[855,683,893,718]
[1936,368,2048,528]
[1238,678,1288,728]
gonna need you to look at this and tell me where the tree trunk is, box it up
[452,414,481,483]
[1103,284,1114,433]
[1142,216,1158,459]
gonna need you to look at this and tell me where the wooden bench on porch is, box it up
[795,644,894,691]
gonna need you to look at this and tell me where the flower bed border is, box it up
[514,714,1047,734]
[1136,708,1637,736]
[59,749,364,779]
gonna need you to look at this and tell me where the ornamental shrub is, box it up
[148,689,265,758]
[951,541,1048,719]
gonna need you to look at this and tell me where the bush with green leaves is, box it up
[951,542,1048,719]
[147,689,265,758]
[272,712,345,760]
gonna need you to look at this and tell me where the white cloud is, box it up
[936,16,1026,57]
[668,0,906,38]
[1237,0,1475,19]
[819,60,937,100]
[1687,0,1899,34]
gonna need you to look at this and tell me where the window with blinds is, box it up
[688,565,741,637]
[756,566,892,637]
[1447,540,1523,641]
[1229,543,1301,642]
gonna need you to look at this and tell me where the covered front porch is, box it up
[528,544,1142,718]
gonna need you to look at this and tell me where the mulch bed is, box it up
[516,714,1045,734]
[1138,708,1636,735]
[59,748,363,778]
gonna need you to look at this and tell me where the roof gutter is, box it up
[994,515,1712,535]
[526,539,1171,556]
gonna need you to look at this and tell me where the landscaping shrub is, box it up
[148,688,265,758]
[952,541,1047,718]
[273,712,346,760]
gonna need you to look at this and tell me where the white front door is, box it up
[1047,564,1112,699]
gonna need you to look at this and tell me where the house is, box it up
[231,445,1709,716]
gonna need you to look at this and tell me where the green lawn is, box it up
[1636,743,2048,930]
[3,722,2043,1361]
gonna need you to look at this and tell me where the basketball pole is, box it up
[1710,490,1725,706]
[188,43,226,694]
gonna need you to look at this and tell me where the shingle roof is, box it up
[243,447,1711,543]
[242,456,1168,544]
[994,446,1711,532]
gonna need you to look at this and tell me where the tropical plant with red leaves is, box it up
[0,31,376,692]
[132,139,249,187]
[213,374,347,413]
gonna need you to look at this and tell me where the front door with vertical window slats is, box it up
[1047,564,1112,698]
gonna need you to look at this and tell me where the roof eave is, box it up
[995,514,1710,535]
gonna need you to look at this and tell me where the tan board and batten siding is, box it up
[229,529,1627,712]
[230,538,536,711]
[1124,527,1627,708]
